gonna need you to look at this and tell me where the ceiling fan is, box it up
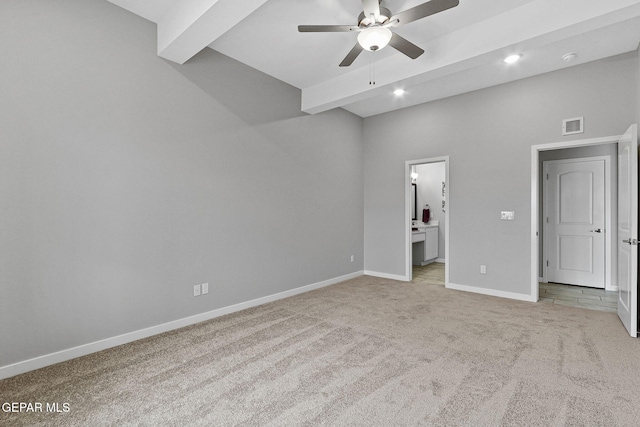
[298,0,459,67]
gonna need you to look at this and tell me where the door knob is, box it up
[590,228,602,233]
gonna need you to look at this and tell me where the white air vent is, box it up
[562,117,583,135]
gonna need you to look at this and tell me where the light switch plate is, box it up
[501,211,515,221]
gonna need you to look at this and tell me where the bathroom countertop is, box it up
[412,221,438,232]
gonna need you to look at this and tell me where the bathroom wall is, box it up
[416,162,446,261]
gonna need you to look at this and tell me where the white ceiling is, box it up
[107,0,640,117]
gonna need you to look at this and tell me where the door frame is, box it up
[531,135,621,301]
[405,156,450,283]
[542,156,613,289]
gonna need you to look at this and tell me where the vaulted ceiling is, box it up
[107,0,640,117]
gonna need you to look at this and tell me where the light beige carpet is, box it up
[2,275,640,426]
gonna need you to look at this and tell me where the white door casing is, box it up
[617,124,638,337]
[544,158,606,288]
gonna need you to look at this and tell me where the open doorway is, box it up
[531,135,622,303]
[532,125,638,337]
[541,151,615,290]
[405,157,449,284]
[540,152,617,312]
[532,126,638,337]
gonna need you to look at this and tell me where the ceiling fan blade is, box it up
[339,43,364,67]
[298,25,359,32]
[362,0,381,21]
[388,33,424,59]
[390,0,459,26]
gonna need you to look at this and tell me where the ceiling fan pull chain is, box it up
[369,51,376,85]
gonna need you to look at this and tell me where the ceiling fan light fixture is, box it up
[357,26,392,51]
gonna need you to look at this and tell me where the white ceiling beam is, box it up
[301,0,640,114]
[157,0,269,64]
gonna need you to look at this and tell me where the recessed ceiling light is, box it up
[393,89,406,96]
[503,54,522,64]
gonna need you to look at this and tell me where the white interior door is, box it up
[617,124,638,337]
[545,158,606,288]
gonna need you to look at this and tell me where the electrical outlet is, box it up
[480,265,487,274]
[193,284,201,297]
[201,283,209,295]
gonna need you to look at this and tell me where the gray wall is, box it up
[364,52,637,294]
[0,0,363,368]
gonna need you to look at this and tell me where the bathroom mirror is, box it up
[411,183,417,220]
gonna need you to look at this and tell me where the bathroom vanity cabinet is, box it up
[412,224,438,265]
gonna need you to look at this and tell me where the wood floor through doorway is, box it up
[412,262,445,285]
[539,282,617,312]
[412,263,616,313]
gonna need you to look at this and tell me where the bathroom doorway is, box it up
[405,157,449,283]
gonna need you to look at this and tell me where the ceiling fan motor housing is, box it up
[358,7,392,27]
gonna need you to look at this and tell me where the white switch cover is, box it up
[202,283,209,295]
[193,284,201,297]
[501,211,515,220]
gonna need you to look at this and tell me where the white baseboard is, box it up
[436,258,446,263]
[364,270,409,282]
[447,282,536,303]
[0,270,364,381]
